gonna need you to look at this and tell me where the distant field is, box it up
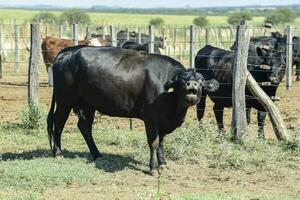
[1,8,300,27]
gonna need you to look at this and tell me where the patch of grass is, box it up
[19,104,46,132]
[0,120,299,199]
[175,193,300,200]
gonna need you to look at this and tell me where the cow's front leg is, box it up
[147,133,159,175]
[157,134,167,170]
[257,111,267,139]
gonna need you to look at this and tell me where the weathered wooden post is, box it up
[58,25,63,38]
[173,28,177,52]
[162,27,166,50]
[189,25,195,68]
[148,25,154,54]
[72,23,78,46]
[285,26,293,90]
[15,24,20,73]
[28,24,40,106]
[110,25,117,47]
[0,54,2,79]
[138,27,142,44]
[246,72,289,141]
[126,28,130,41]
[0,23,3,62]
[205,28,209,45]
[231,20,251,140]
[85,26,90,39]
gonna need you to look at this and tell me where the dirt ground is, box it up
[1,68,300,138]
[1,69,300,199]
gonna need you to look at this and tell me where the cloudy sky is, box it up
[1,0,299,8]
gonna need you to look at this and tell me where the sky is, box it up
[1,0,300,8]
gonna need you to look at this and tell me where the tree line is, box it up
[31,8,297,27]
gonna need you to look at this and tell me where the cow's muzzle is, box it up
[185,81,200,105]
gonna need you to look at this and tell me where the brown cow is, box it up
[41,37,91,86]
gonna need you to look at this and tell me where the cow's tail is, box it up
[47,88,56,152]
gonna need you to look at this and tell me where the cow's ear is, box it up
[203,79,219,92]
[293,37,299,42]
[164,71,180,91]
[164,80,175,91]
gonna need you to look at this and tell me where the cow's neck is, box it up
[166,92,189,129]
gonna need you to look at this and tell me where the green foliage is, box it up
[149,17,165,27]
[265,9,296,25]
[59,9,91,25]
[192,15,209,27]
[20,104,45,131]
[227,11,253,25]
[31,12,58,24]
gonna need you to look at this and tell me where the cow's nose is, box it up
[186,80,199,88]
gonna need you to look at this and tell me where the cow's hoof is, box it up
[159,164,169,171]
[55,154,64,159]
[149,169,159,176]
[93,153,103,161]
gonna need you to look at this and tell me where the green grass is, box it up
[0,118,299,199]
[1,9,300,27]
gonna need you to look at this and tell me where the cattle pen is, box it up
[0,22,299,139]
[0,20,300,199]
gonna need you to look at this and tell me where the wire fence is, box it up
[0,23,300,136]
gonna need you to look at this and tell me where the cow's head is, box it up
[257,47,286,84]
[165,69,219,106]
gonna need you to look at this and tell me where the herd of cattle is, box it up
[42,30,300,174]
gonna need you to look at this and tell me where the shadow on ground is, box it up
[1,149,144,173]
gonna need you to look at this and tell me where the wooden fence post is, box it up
[231,20,251,140]
[205,28,209,45]
[85,26,90,39]
[148,25,154,53]
[72,23,78,46]
[15,24,20,73]
[246,71,289,141]
[126,28,130,41]
[285,26,293,90]
[58,25,63,38]
[162,27,166,49]
[0,54,2,79]
[28,24,40,106]
[189,25,195,68]
[110,25,117,47]
[173,28,177,51]
[0,23,3,62]
[138,27,142,44]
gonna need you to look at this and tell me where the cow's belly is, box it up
[79,80,145,119]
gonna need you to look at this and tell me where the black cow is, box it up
[47,46,219,174]
[196,45,285,138]
[121,41,162,54]
[232,32,300,82]
[293,37,300,81]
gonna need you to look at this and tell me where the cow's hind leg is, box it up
[257,111,267,139]
[77,106,102,160]
[53,105,71,157]
[246,108,251,125]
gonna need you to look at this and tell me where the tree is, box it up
[149,17,164,27]
[31,12,58,24]
[227,11,253,26]
[192,15,208,27]
[59,9,91,25]
[265,9,296,25]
